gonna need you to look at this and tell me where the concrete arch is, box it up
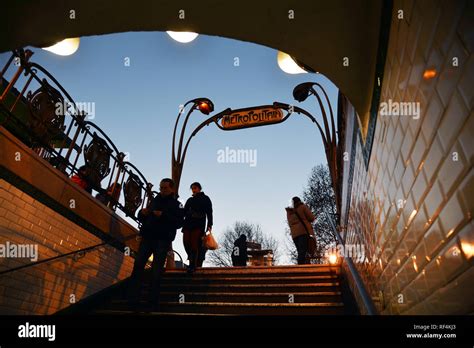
[3,0,386,136]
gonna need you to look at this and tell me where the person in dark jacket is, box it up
[182,182,213,273]
[128,178,184,310]
[231,234,248,266]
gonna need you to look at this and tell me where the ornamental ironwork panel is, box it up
[83,133,111,190]
[124,173,143,217]
[26,79,65,147]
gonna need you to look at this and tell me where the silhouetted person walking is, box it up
[286,197,315,265]
[182,182,213,273]
[231,234,248,266]
[128,178,184,310]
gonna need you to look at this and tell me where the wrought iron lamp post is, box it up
[290,82,341,216]
[171,98,214,197]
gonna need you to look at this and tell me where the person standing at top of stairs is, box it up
[286,197,315,265]
[231,234,248,266]
[181,182,213,273]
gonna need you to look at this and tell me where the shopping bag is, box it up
[203,232,218,250]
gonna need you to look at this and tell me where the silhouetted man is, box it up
[128,178,184,311]
[182,182,213,273]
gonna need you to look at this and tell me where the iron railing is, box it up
[144,249,185,269]
[0,49,155,222]
[0,242,108,276]
[0,49,189,269]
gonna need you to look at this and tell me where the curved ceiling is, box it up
[2,0,385,122]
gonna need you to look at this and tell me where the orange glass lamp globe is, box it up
[198,102,211,115]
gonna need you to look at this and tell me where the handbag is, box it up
[203,231,219,250]
[294,206,317,257]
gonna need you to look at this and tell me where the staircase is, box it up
[89,264,359,316]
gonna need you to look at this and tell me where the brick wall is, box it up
[0,179,134,314]
[341,0,473,314]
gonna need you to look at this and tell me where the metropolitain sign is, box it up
[220,106,284,130]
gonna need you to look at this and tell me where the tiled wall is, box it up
[0,179,134,314]
[341,0,473,314]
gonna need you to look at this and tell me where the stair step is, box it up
[95,303,345,316]
[159,275,339,285]
[159,291,342,303]
[177,264,336,271]
[93,309,241,316]
[149,282,340,293]
[158,302,345,315]
[159,266,340,278]
[107,292,342,308]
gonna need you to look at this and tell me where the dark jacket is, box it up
[137,194,184,242]
[231,237,248,266]
[182,192,213,231]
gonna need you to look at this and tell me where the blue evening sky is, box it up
[0,32,338,265]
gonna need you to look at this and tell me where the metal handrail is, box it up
[0,242,107,276]
[171,249,184,266]
[144,249,185,269]
[324,210,378,315]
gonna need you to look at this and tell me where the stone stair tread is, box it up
[161,275,338,282]
[164,267,339,275]
[111,291,341,302]
[161,301,345,307]
[108,291,343,307]
[160,291,342,296]
[173,264,335,270]
[159,282,339,288]
[93,309,241,316]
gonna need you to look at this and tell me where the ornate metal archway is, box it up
[171,99,342,216]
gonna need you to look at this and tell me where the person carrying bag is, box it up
[286,196,316,264]
[182,182,214,273]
